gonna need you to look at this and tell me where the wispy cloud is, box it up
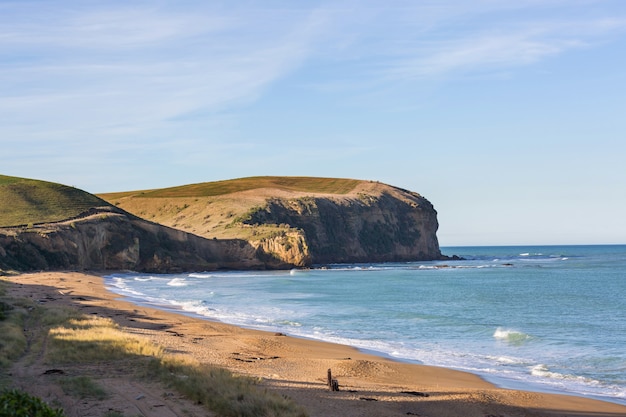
[386,29,583,79]
[0,2,331,143]
[2,0,626,192]
[308,1,626,81]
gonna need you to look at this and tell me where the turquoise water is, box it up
[106,245,626,404]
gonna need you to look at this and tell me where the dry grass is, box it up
[44,309,307,417]
[1,277,306,416]
[100,176,361,200]
[47,316,164,363]
[146,356,308,417]
[0,281,27,370]
[58,376,108,400]
[98,176,366,243]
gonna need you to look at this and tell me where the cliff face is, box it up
[0,208,282,273]
[245,190,442,264]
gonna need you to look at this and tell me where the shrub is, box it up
[0,388,65,417]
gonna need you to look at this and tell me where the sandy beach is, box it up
[4,271,626,417]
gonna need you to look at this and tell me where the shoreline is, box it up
[112,293,626,408]
[104,270,626,407]
[5,271,626,417]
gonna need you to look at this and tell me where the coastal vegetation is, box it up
[101,176,361,199]
[0,278,307,417]
[0,389,65,417]
[0,175,106,228]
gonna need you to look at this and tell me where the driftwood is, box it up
[327,369,339,391]
[401,390,429,397]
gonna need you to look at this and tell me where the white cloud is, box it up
[387,30,582,79]
[322,2,626,80]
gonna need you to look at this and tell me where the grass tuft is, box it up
[146,356,307,417]
[0,286,28,369]
[47,316,163,363]
[58,376,107,400]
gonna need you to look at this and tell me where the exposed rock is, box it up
[1,178,448,272]
[0,207,281,272]
[243,189,443,264]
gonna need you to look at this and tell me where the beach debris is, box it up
[165,330,184,337]
[232,353,280,362]
[401,390,429,397]
[327,369,340,391]
[42,369,65,375]
[359,397,378,401]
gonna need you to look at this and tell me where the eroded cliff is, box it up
[243,190,442,264]
[1,176,446,273]
[0,207,282,273]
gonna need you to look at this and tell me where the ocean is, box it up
[105,244,626,405]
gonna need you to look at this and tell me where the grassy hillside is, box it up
[99,176,364,241]
[101,176,361,199]
[0,175,108,227]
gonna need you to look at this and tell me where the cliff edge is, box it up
[100,177,445,266]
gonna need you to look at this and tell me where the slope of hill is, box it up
[0,175,293,273]
[0,175,108,227]
[99,176,444,265]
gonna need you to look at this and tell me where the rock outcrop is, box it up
[243,189,442,264]
[0,207,279,273]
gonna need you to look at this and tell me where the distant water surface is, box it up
[106,245,626,405]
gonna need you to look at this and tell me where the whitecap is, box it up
[167,278,188,287]
[493,327,532,344]
[492,356,524,365]
[188,273,214,278]
[134,276,154,282]
[530,364,596,384]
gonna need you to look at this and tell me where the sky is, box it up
[2,0,625,246]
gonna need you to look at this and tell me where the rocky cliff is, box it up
[0,207,281,273]
[1,176,446,273]
[101,177,445,267]
[243,190,442,264]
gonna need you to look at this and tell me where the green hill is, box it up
[0,175,109,227]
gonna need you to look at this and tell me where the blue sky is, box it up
[2,1,625,246]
